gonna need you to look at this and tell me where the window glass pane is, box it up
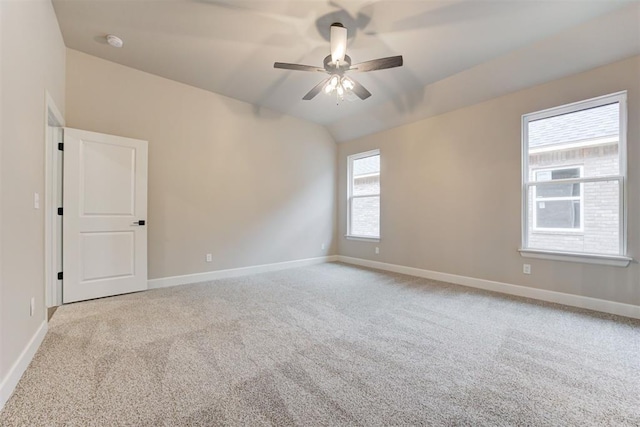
[536,200,580,229]
[536,182,579,198]
[527,181,619,255]
[353,154,380,176]
[351,196,379,237]
[534,168,581,181]
[349,152,380,238]
[528,103,619,178]
[535,168,581,197]
[353,174,379,196]
[551,169,580,180]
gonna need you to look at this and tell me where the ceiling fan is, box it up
[273,23,403,101]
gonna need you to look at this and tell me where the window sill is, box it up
[519,249,632,267]
[345,235,380,243]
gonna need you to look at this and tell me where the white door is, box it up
[63,128,148,303]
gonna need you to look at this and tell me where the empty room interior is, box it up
[1,0,640,425]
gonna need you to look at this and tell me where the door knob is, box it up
[132,220,146,226]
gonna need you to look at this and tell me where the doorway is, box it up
[44,95,149,306]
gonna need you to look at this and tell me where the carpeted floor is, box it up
[1,262,639,426]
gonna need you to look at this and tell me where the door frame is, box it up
[44,91,64,307]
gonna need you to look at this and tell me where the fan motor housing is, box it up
[323,55,351,75]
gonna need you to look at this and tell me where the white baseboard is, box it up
[148,255,339,289]
[0,320,48,411]
[337,256,640,320]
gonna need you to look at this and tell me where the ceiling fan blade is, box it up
[303,78,331,100]
[274,62,325,72]
[349,55,403,72]
[350,79,372,100]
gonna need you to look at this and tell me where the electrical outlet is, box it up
[523,264,531,275]
[34,193,40,209]
[375,247,380,254]
[206,253,212,262]
[30,297,35,317]
[321,243,325,250]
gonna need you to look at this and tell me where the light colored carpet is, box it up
[1,262,639,426]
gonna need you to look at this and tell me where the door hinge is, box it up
[57,272,63,280]
[58,142,64,151]
[57,207,63,215]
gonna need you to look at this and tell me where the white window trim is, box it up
[519,249,631,267]
[531,165,584,233]
[345,235,381,242]
[521,91,629,265]
[346,149,380,240]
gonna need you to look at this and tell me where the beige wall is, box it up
[338,55,640,306]
[0,0,66,381]
[65,49,337,280]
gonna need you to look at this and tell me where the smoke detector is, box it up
[106,34,124,48]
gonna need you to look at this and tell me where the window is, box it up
[347,150,380,239]
[533,166,583,231]
[522,92,629,264]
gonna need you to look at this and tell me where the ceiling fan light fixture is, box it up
[324,74,346,97]
[324,74,339,93]
[341,77,354,91]
[273,24,403,101]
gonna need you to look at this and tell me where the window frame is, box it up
[346,149,381,241]
[520,91,631,266]
[531,165,584,233]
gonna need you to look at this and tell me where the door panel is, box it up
[81,231,135,281]
[63,128,148,303]
[81,141,136,216]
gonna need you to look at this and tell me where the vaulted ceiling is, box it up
[53,0,640,141]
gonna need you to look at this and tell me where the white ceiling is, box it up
[53,0,640,141]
